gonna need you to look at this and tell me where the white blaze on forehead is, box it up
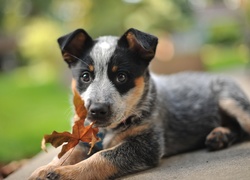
[99,42,111,49]
[90,36,118,69]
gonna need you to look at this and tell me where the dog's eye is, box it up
[81,71,92,83]
[116,72,128,84]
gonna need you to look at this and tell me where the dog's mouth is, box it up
[87,115,129,129]
[86,116,112,128]
[93,121,112,128]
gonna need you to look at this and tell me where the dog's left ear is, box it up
[57,29,93,67]
[118,28,158,61]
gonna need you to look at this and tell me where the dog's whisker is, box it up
[128,109,142,119]
[66,53,89,67]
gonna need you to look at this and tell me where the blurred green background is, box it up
[0,0,249,165]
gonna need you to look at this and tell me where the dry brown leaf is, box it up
[41,88,100,158]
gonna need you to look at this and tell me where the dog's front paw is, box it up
[29,165,75,180]
[29,165,57,180]
[46,166,78,180]
[46,171,60,180]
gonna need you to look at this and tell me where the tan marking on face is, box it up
[219,98,250,133]
[125,76,145,117]
[107,123,150,148]
[71,79,83,122]
[112,66,118,72]
[89,65,94,72]
[71,78,77,92]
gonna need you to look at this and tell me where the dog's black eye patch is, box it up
[108,69,134,95]
[108,49,147,95]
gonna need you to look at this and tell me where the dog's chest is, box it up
[102,131,116,149]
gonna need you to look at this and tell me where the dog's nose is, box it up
[89,103,110,119]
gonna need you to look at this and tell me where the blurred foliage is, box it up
[0,0,194,81]
[201,44,249,71]
[0,0,194,35]
[206,21,242,45]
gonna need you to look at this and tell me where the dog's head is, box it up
[58,28,158,128]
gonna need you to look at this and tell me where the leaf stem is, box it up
[60,145,76,166]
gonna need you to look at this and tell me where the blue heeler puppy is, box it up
[30,28,250,180]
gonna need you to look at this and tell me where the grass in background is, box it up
[201,45,249,71]
[0,73,71,163]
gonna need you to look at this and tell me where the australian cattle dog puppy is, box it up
[29,28,250,180]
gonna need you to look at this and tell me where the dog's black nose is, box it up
[89,103,110,119]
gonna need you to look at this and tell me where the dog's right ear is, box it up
[57,29,93,67]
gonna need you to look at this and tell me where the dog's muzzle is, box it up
[87,102,111,124]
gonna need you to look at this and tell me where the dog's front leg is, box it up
[29,142,95,180]
[45,151,117,180]
[45,130,162,180]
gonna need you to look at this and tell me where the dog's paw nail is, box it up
[46,172,59,180]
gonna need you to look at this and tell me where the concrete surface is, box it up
[122,142,250,180]
[6,70,250,180]
[6,142,250,180]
